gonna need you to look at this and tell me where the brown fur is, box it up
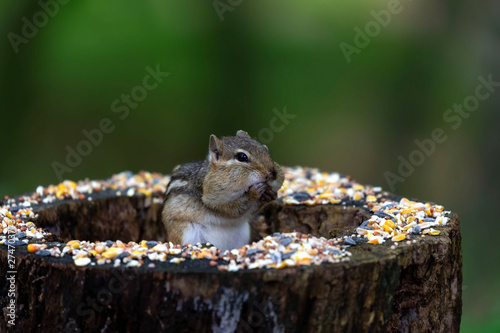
[162,130,284,246]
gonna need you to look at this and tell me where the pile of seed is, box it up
[217,232,349,271]
[1,171,170,209]
[279,167,450,246]
[356,197,449,246]
[59,239,188,268]
[279,166,382,205]
[26,232,351,270]
[0,168,451,269]
[0,207,49,246]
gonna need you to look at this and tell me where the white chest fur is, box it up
[182,214,251,251]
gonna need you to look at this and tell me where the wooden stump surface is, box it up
[0,184,462,332]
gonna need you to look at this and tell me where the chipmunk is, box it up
[162,130,284,251]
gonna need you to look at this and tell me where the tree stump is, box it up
[0,170,462,333]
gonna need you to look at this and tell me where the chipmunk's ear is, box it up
[209,134,223,163]
[236,130,251,139]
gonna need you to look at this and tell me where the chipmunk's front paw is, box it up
[248,182,267,200]
[260,187,277,203]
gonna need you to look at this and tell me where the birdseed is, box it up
[0,168,451,270]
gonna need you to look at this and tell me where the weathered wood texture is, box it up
[0,193,462,333]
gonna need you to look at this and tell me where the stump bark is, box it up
[0,190,462,332]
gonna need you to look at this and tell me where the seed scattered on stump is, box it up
[344,237,357,246]
[0,167,450,270]
[35,250,51,256]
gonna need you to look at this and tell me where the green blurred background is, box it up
[1,0,498,331]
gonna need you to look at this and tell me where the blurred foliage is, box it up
[1,0,499,331]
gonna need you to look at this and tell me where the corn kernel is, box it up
[391,234,406,242]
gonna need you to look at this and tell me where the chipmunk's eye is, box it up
[235,152,249,162]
